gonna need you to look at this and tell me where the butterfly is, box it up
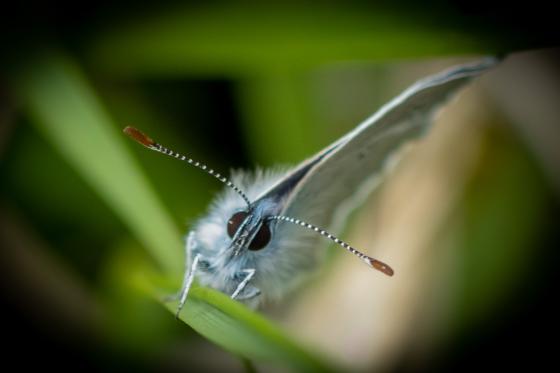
[124,57,497,316]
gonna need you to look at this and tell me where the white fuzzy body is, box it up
[188,168,324,307]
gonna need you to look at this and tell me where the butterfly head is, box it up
[225,197,280,256]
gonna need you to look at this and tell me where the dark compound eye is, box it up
[227,211,249,238]
[227,211,271,251]
[248,223,271,251]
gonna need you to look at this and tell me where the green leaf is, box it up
[14,52,183,275]
[235,70,318,165]
[168,288,331,371]
[119,245,333,372]
[450,123,549,331]
[13,51,332,371]
[87,4,493,77]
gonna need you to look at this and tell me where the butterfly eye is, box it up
[248,223,271,251]
[227,211,249,238]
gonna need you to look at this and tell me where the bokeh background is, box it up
[1,1,559,372]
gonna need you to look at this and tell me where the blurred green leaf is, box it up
[140,280,332,371]
[235,71,318,164]
[166,287,332,372]
[451,123,549,330]
[14,51,332,370]
[15,52,183,275]
[119,245,333,372]
[88,4,491,77]
[96,81,215,224]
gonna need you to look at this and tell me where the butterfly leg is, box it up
[231,268,256,300]
[235,286,261,300]
[175,252,201,318]
[235,284,261,309]
[174,231,203,318]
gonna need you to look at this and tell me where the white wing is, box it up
[256,58,498,230]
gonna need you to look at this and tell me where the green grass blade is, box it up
[14,51,333,370]
[170,288,331,371]
[14,52,184,274]
[122,249,334,372]
[235,71,318,165]
[450,124,549,331]
[88,4,493,77]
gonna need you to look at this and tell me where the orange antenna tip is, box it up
[123,126,155,148]
[369,258,394,276]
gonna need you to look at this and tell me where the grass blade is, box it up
[88,4,492,77]
[15,52,183,275]
[14,51,332,371]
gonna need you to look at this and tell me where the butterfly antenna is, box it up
[269,215,394,276]
[124,127,251,207]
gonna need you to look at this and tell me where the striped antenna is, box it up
[124,127,252,207]
[269,215,394,276]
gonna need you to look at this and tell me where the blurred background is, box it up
[1,1,559,372]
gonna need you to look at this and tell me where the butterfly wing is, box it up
[256,58,498,231]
